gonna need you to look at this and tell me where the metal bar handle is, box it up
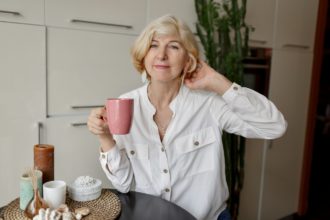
[37,122,42,144]
[249,39,267,44]
[283,44,310,50]
[71,19,133,29]
[71,122,88,127]
[71,105,104,109]
[0,10,21,16]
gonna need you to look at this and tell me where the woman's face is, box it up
[144,34,189,83]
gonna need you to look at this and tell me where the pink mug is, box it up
[106,98,134,135]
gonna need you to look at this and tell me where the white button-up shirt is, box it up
[99,83,287,220]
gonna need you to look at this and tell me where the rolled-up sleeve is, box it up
[210,83,287,139]
[99,145,133,193]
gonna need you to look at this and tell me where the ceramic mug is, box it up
[106,98,134,135]
[20,170,43,210]
[43,180,66,209]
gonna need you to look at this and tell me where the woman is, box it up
[87,15,287,220]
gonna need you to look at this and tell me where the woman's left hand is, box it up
[184,60,232,95]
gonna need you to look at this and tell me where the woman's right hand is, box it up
[87,107,116,151]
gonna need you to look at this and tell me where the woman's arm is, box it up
[88,107,133,192]
[185,61,287,139]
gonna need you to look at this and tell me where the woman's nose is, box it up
[156,47,167,60]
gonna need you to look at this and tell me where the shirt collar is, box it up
[141,82,188,117]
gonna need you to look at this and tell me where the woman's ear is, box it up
[187,53,197,73]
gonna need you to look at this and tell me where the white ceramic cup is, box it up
[43,180,66,209]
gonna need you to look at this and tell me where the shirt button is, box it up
[194,141,199,146]
[101,154,106,159]
[163,169,168,174]
[161,147,165,152]
[130,150,135,155]
[233,86,238,91]
[165,188,170,192]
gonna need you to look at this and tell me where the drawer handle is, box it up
[0,10,21,16]
[71,105,104,109]
[71,122,87,127]
[37,122,42,144]
[71,19,133,29]
[283,44,310,50]
[249,39,267,44]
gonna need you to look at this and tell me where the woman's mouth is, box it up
[154,64,170,69]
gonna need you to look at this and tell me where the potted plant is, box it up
[194,0,251,219]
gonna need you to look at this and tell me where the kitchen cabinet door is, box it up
[274,0,319,51]
[148,0,198,33]
[239,50,313,220]
[0,0,44,25]
[44,116,112,189]
[0,22,45,206]
[261,50,313,219]
[45,0,147,34]
[47,28,142,116]
[245,0,276,48]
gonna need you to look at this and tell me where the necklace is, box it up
[147,84,174,137]
[153,112,171,136]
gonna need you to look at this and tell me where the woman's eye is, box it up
[169,45,179,50]
[150,44,158,48]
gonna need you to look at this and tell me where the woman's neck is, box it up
[147,80,181,109]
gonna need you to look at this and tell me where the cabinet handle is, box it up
[37,122,42,144]
[283,44,310,50]
[71,105,104,109]
[249,39,267,44]
[71,122,87,127]
[71,19,133,29]
[0,10,21,16]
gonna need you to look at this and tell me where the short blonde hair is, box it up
[131,14,199,74]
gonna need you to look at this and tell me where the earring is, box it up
[141,70,149,83]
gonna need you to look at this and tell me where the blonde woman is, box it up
[87,15,287,220]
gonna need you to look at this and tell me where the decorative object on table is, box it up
[31,204,88,220]
[68,176,102,202]
[20,169,43,210]
[34,144,55,184]
[194,0,251,219]
[43,180,67,209]
[4,189,121,220]
[24,168,49,219]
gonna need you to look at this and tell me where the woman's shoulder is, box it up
[183,85,217,101]
[119,84,147,99]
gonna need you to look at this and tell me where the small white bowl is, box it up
[68,178,102,202]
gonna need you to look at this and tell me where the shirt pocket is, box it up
[174,126,217,178]
[125,144,151,188]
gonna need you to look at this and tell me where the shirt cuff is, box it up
[99,145,121,164]
[222,82,241,103]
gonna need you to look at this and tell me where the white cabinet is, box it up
[0,0,44,25]
[47,28,142,116]
[260,49,313,220]
[239,49,314,220]
[245,0,276,48]
[274,0,319,51]
[45,0,147,34]
[0,22,45,206]
[148,0,198,33]
[44,116,112,188]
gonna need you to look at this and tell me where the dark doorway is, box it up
[304,0,330,219]
[306,1,330,218]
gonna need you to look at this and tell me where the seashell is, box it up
[74,207,90,216]
[62,212,74,220]
[56,204,69,213]
[75,213,82,220]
